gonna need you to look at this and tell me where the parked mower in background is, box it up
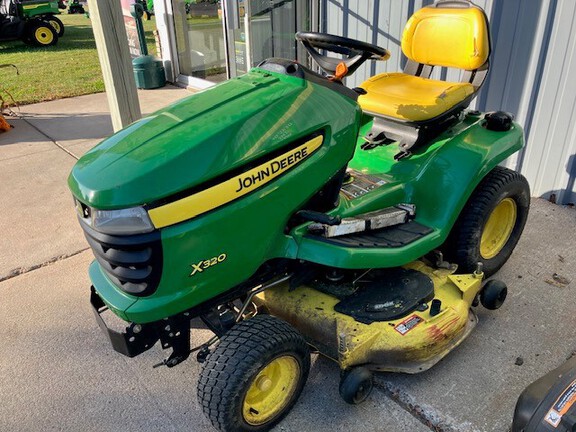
[20,0,64,36]
[69,1,531,431]
[65,0,83,15]
[135,0,154,20]
[513,356,576,431]
[0,0,58,46]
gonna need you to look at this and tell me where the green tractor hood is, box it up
[69,69,354,209]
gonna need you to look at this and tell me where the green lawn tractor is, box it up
[69,1,531,431]
[0,0,58,46]
[20,0,64,36]
[65,0,83,15]
[136,0,154,20]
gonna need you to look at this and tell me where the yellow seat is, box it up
[359,73,474,122]
[358,1,490,123]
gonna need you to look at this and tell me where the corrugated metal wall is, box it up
[321,0,576,205]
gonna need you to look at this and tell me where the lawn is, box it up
[0,14,158,107]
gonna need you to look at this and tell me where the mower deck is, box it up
[256,261,482,373]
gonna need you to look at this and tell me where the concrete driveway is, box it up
[1,88,574,432]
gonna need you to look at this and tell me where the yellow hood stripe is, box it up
[148,135,324,229]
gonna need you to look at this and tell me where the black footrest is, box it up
[309,220,433,248]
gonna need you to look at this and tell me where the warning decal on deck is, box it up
[394,315,424,336]
[544,378,576,428]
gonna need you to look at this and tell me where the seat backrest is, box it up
[401,1,490,72]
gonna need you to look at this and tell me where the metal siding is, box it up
[476,0,551,161]
[324,0,344,35]
[320,0,576,204]
[323,0,413,87]
[346,0,372,84]
[521,0,576,204]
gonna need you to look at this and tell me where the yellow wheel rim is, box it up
[49,20,61,34]
[35,27,54,45]
[242,355,300,426]
[480,198,517,259]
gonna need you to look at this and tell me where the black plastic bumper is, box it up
[90,287,191,366]
[90,286,160,357]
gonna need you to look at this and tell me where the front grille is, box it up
[80,219,163,296]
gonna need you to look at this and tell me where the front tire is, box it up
[445,166,530,277]
[197,314,310,432]
[26,21,58,46]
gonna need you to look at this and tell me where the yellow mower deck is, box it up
[256,261,483,373]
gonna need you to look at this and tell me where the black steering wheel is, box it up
[296,32,390,78]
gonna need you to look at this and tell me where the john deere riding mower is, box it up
[66,0,83,15]
[69,1,530,430]
[20,0,64,36]
[0,0,58,45]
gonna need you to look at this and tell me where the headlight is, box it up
[75,199,154,235]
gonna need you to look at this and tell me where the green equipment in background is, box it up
[0,0,58,46]
[66,0,83,14]
[20,0,64,36]
[130,2,165,89]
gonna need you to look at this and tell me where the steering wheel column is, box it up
[296,32,390,79]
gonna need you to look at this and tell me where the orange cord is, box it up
[0,114,11,132]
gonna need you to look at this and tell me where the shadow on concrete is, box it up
[540,153,576,206]
[20,112,113,142]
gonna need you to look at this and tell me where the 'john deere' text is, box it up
[235,147,309,192]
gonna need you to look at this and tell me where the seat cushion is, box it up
[358,73,474,122]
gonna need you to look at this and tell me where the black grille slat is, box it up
[79,218,162,296]
[85,234,152,266]
[94,255,153,283]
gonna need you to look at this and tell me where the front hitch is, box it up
[90,287,191,367]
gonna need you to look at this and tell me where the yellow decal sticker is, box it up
[148,135,323,229]
[190,253,227,277]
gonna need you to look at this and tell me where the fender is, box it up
[294,113,524,268]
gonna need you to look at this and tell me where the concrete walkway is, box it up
[0,88,575,432]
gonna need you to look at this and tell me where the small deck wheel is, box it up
[480,279,508,310]
[197,314,310,432]
[339,367,373,405]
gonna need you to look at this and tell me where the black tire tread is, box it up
[27,21,58,47]
[47,15,65,37]
[197,314,310,432]
[446,166,530,277]
[339,367,373,404]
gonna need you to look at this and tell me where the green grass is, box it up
[0,14,158,106]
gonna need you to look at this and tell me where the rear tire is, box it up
[444,166,530,277]
[46,15,64,37]
[197,314,310,432]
